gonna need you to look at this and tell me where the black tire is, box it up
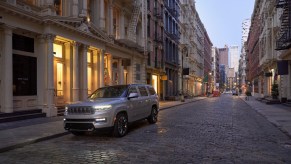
[71,131,85,136]
[113,113,128,137]
[147,106,158,124]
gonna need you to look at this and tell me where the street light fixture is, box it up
[181,46,188,102]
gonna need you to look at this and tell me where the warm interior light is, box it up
[53,43,63,58]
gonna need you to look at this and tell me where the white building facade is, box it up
[180,0,201,97]
[0,0,147,116]
[239,18,250,93]
[229,45,239,72]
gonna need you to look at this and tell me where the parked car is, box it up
[64,84,159,137]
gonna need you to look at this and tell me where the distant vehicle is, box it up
[64,84,159,137]
[232,89,238,96]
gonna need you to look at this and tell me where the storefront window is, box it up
[152,75,158,93]
[13,54,37,96]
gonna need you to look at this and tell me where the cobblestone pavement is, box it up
[1,94,291,163]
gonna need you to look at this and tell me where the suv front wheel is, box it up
[147,106,158,124]
[113,113,128,137]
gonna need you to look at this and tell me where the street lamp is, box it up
[181,46,188,102]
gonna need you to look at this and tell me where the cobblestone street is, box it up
[1,94,291,163]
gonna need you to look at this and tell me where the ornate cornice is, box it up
[0,1,112,44]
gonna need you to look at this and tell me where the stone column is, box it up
[72,41,80,102]
[40,0,54,16]
[118,59,124,84]
[120,9,125,39]
[6,0,16,5]
[72,0,79,17]
[45,0,54,6]
[100,0,106,30]
[1,26,13,113]
[80,0,88,18]
[109,2,114,36]
[92,50,99,90]
[100,50,105,87]
[81,45,88,100]
[107,54,113,85]
[45,34,57,117]
[63,43,71,102]
[36,35,46,110]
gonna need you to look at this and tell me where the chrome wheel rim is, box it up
[152,108,158,122]
[117,116,127,135]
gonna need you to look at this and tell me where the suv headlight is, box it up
[64,106,68,116]
[93,105,112,111]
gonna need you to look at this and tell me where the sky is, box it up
[195,0,255,49]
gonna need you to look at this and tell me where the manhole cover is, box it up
[145,128,167,134]
[283,143,291,149]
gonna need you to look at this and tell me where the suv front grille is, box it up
[68,107,95,115]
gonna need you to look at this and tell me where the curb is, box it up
[238,96,291,139]
[159,97,207,110]
[0,132,70,153]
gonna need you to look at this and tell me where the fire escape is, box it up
[127,0,142,43]
[276,0,291,50]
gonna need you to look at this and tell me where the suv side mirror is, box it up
[128,93,138,99]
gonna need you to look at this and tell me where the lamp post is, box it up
[181,46,188,102]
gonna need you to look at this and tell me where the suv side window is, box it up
[147,86,156,95]
[128,86,138,96]
[138,86,148,96]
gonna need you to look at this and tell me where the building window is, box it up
[12,34,34,53]
[136,64,141,80]
[54,0,62,16]
[23,0,36,5]
[148,52,151,66]
[147,16,151,37]
[13,54,37,96]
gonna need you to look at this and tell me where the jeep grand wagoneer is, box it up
[64,84,159,137]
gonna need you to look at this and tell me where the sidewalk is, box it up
[0,97,206,153]
[240,95,291,138]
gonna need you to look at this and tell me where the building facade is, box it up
[229,45,239,72]
[164,0,180,99]
[203,32,213,95]
[0,0,147,116]
[146,0,166,100]
[212,47,220,91]
[218,45,229,91]
[276,0,291,102]
[238,19,251,94]
[246,0,262,97]
[246,0,291,101]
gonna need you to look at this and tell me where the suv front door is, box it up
[127,86,142,122]
[137,86,150,119]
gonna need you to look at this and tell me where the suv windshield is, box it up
[89,85,128,99]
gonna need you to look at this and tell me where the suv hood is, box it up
[68,98,124,107]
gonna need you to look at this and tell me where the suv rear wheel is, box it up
[113,113,128,137]
[147,106,158,124]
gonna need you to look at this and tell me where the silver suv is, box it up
[64,84,159,137]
